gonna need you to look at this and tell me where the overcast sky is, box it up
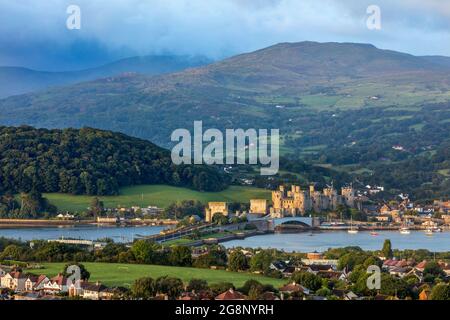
[1,0,449,70]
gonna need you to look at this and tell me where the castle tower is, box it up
[205,208,212,222]
[341,186,356,208]
[205,202,229,222]
[272,187,284,213]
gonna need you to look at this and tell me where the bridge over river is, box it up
[270,216,316,228]
[138,216,318,243]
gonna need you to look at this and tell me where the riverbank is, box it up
[27,262,285,288]
[223,230,450,252]
[0,219,94,228]
[164,230,272,246]
[1,224,449,252]
[0,218,177,228]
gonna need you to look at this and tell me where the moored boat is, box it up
[348,217,359,234]
[400,227,410,235]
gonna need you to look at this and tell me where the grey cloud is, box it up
[0,0,449,70]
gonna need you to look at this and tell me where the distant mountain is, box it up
[0,55,211,98]
[1,41,449,199]
[1,41,448,146]
[421,55,450,68]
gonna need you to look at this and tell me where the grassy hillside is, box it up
[45,185,271,212]
[28,262,285,288]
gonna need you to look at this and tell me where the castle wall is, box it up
[272,184,358,217]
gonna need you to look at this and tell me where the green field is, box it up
[45,185,271,213]
[28,262,286,288]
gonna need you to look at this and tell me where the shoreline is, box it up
[183,228,450,247]
[0,218,177,228]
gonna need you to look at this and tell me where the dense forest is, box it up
[283,102,450,200]
[0,126,228,197]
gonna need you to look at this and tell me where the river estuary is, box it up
[0,225,449,252]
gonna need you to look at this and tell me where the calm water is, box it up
[224,230,450,252]
[0,225,166,243]
[0,226,449,252]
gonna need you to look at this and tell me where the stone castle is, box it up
[272,184,358,217]
[205,202,229,222]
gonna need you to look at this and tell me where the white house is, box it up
[82,282,109,300]
[68,281,116,300]
[25,274,49,291]
[42,274,68,294]
[1,272,26,291]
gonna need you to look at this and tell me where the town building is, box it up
[250,199,269,215]
[205,202,229,222]
[97,217,119,224]
[24,275,48,292]
[215,288,246,300]
[279,282,310,296]
[42,274,68,294]
[434,200,450,213]
[0,272,26,291]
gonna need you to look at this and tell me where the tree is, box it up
[348,265,366,284]
[316,287,332,297]
[168,246,192,267]
[0,244,24,260]
[424,261,445,281]
[248,286,263,300]
[381,239,393,259]
[89,197,104,218]
[193,246,227,268]
[155,276,184,299]
[131,240,157,264]
[363,256,382,269]
[209,282,234,295]
[228,250,248,272]
[337,251,370,271]
[18,189,56,218]
[131,277,156,299]
[165,200,205,219]
[186,279,209,292]
[291,272,323,292]
[249,250,276,273]
[212,213,229,225]
[379,274,410,299]
[430,284,450,300]
[239,280,263,295]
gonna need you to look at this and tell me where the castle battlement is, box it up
[272,184,358,217]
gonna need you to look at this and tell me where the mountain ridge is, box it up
[0,41,450,147]
[0,54,211,98]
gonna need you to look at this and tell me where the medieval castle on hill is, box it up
[203,184,361,222]
[271,184,360,217]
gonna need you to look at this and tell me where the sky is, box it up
[1,0,449,71]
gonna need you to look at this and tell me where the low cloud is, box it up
[0,0,449,70]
